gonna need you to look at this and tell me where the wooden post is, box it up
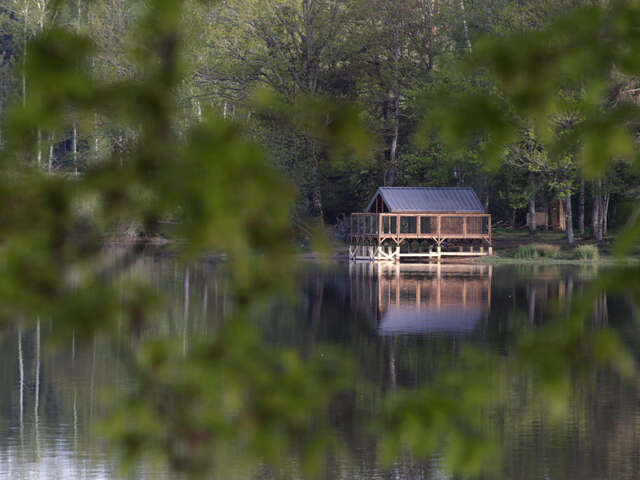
[437,215,441,237]
[463,216,467,237]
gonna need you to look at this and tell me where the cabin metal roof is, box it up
[366,187,485,213]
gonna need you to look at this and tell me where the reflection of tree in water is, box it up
[2,254,640,479]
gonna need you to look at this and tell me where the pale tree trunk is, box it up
[37,129,42,166]
[195,100,202,122]
[386,94,399,185]
[22,0,29,108]
[603,193,610,236]
[94,112,99,161]
[528,172,536,234]
[387,21,401,186]
[459,0,472,54]
[48,132,54,173]
[564,193,574,245]
[73,120,78,175]
[74,0,80,174]
[578,175,585,237]
[593,179,603,241]
[182,267,189,357]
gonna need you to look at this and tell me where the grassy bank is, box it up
[479,228,640,266]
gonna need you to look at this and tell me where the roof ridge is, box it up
[379,186,474,189]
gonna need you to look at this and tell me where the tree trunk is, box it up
[542,194,549,230]
[459,0,472,54]
[511,208,517,229]
[37,129,42,166]
[195,100,202,122]
[22,1,29,108]
[603,193,610,237]
[593,179,603,241]
[182,267,189,357]
[564,193,574,245]
[386,95,399,186]
[528,172,536,234]
[48,132,54,173]
[94,112,99,162]
[578,175,585,237]
[73,120,78,175]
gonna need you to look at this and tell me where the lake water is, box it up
[1,251,638,479]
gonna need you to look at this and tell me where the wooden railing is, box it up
[350,212,491,241]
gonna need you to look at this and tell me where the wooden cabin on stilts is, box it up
[349,187,492,262]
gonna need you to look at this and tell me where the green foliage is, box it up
[514,245,538,259]
[575,244,600,261]
[531,243,561,258]
[107,318,352,477]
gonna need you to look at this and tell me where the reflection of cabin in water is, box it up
[350,187,492,262]
[349,263,492,335]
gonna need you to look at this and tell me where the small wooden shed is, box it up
[349,187,492,262]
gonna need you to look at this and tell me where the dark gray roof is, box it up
[366,187,485,213]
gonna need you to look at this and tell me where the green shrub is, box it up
[575,245,599,261]
[531,243,561,258]
[514,245,538,259]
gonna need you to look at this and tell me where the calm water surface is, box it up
[1,251,638,479]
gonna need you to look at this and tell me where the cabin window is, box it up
[482,216,489,234]
[400,216,417,234]
[420,216,434,234]
[371,215,378,234]
[364,215,370,234]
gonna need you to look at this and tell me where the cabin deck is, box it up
[349,212,492,262]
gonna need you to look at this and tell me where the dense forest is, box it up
[1,2,640,478]
[0,0,639,241]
